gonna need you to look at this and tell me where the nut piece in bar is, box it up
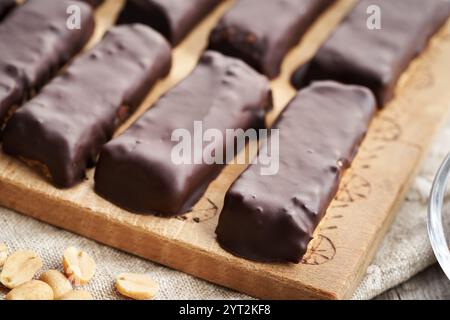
[94,51,272,216]
[117,0,222,46]
[216,81,376,263]
[0,0,95,125]
[208,0,335,79]
[0,0,16,21]
[2,24,172,188]
[291,0,450,105]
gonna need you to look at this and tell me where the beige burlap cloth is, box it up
[1,117,449,300]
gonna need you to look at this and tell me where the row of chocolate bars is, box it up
[0,0,449,264]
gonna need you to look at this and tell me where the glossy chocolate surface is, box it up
[291,0,450,105]
[208,0,334,78]
[216,81,376,263]
[117,0,222,45]
[0,0,95,123]
[94,51,272,216]
[3,25,172,188]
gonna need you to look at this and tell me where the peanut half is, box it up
[63,247,96,285]
[116,273,159,300]
[0,243,7,268]
[40,269,72,299]
[59,290,93,300]
[6,280,54,300]
[0,250,43,289]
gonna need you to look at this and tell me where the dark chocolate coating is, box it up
[216,81,376,263]
[0,0,95,123]
[3,25,172,188]
[94,51,272,216]
[117,0,222,45]
[291,0,450,105]
[208,0,335,79]
[0,0,16,21]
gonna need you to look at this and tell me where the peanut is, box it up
[40,269,72,299]
[6,280,54,300]
[0,243,7,268]
[63,247,96,285]
[116,273,159,300]
[0,250,42,289]
[59,290,93,300]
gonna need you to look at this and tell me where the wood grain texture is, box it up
[0,0,449,299]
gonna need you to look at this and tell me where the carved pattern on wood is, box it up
[335,174,372,204]
[303,116,404,265]
[368,116,402,143]
[178,198,218,223]
[302,235,336,265]
[407,61,435,90]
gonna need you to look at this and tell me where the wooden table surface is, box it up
[377,264,450,300]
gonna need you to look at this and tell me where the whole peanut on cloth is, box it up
[6,280,54,300]
[116,273,159,300]
[0,244,160,300]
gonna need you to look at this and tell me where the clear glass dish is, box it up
[428,152,450,280]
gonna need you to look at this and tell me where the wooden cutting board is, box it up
[1,0,450,299]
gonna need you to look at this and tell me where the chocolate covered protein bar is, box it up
[3,25,172,188]
[291,0,450,105]
[216,81,376,263]
[94,51,272,216]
